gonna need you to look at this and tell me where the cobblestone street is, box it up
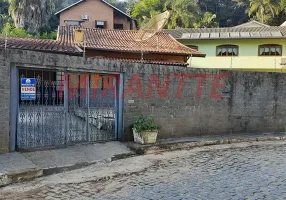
[1,141,286,200]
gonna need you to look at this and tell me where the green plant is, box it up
[1,23,32,38]
[40,31,57,40]
[132,116,160,134]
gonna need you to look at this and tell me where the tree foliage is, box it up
[1,0,286,39]
[131,0,250,28]
[1,22,32,38]
[199,0,249,27]
[248,0,279,24]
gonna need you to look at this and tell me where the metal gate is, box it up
[17,69,118,150]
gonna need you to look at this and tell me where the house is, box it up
[1,36,286,153]
[56,26,205,65]
[55,0,136,30]
[164,21,286,72]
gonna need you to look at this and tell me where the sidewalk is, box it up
[1,132,285,187]
[0,142,133,187]
[0,153,42,187]
[125,132,286,155]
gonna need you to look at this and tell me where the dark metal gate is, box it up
[17,69,118,150]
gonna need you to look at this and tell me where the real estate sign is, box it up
[21,78,36,100]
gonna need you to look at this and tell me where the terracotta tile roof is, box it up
[0,36,83,54]
[91,56,188,66]
[57,26,205,57]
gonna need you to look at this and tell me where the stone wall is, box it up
[0,51,10,153]
[122,66,286,140]
[0,49,286,152]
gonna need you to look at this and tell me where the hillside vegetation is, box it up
[0,0,286,39]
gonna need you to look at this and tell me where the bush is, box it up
[1,23,32,38]
[9,28,32,38]
[40,32,57,40]
[132,116,160,134]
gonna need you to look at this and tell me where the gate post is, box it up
[64,73,69,145]
[117,73,124,140]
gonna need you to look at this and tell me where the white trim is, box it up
[101,0,131,18]
[281,21,286,26]
[55,0,84,15]
[235,20,270,28]
[55,0,131,19]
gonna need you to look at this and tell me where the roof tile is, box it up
[0,36,82,54]
[91,56,188,66]
[57,26,205,57]
[164,26,286,39]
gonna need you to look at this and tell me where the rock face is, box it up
[12,0,78,33]
[12,0,54,33]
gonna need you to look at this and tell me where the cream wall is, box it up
[183,39,286,72]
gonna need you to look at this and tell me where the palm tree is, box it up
[248,0,279,24]
[164,0,201,28]
[279,0,286,13]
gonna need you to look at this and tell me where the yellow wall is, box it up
[183,39,286,72]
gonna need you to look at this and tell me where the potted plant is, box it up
[132,116,160,145]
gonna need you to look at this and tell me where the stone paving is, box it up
[1,141,286,200]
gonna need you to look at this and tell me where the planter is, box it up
[133,128,158,144]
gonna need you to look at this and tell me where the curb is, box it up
[42,152,135,176]
[126,136,286,155]
[0,152,135,187]
[0,168,43,188]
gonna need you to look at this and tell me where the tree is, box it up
[132,0,204,29]
[1,22,32,38]
[0,0,12,33]
[199,0,249,27]
[132,0,166,25]
[106,0,128,12]
[274,0,286,25]
[165,0,201,28]
[5,0,55,34]
[248,0,279,24]
[194,12,218,28]
[126,0,138,14]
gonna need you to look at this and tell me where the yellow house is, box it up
[164,21,286,72]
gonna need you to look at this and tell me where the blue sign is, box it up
[21,78,36,100]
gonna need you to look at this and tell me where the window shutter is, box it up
[104,21,107,29]
[95,20,97,28]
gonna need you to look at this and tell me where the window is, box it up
[96,20,106,29]
[216,45,239,56]
[259,44,282,56]
[114,23,124,30]
[65,20,82,26]
[186,45,199,51]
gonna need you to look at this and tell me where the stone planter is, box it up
[133,128,158,144]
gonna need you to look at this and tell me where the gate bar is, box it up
[64,73,69,145]
[86,75,90,141]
